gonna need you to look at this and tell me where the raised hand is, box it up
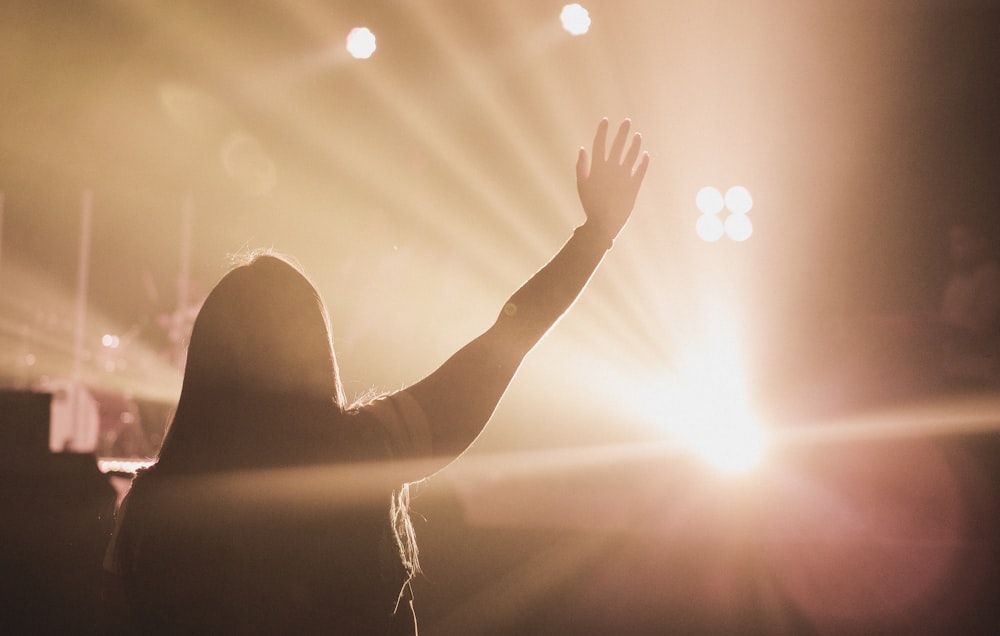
[576,118,650,243]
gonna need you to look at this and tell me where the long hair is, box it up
[127,250,421,596]
[154,251,346,472]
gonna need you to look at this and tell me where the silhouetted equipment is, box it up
[0,390,117,635]
[0,390,51,465]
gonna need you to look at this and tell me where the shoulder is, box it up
[353,391,432,459]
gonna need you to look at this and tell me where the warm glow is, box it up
[656,307,769,474]
[4,5,996,632]
[669,378,769,474]
[688,412,768,473]
[560,4,592,36]
[346,27,377,59]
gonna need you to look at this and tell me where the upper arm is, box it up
[401,319,526,469]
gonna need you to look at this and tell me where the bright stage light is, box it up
[724,185,753,215]
[696,213,724,242]
[560,4,592,36]
[654,306,769,474]
[694,185,754,242]
[687,413,768,474]
[346,27,377,59]
[665,382,769,475]
[695,186,725,215]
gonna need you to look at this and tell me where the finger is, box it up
[632,151,650,183]
[609,119,631,164]
[576,147,589,184]
[592,118,609,162]
[623,132,642,168]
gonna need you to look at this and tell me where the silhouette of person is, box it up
[809,217,1000,415]
[102,119,649,635]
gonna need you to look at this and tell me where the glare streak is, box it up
[392,0,580,245]
[770,393,1000,447]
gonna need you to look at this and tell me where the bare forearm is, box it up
[496,221,613,356]
[406,221,613,460]
[405,119,648,466]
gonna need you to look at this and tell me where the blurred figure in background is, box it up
[789,216,1000,419]
[101,119,649,635]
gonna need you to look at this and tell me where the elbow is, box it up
[493,311,551,359]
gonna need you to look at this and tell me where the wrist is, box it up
[574,221,614,251]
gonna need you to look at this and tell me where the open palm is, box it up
[576,118,650,242]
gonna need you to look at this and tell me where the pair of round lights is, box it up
[347,4,592,61]
[695,186,753,242]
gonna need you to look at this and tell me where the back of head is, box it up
[154,252,345,472]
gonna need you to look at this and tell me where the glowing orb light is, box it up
[560,4,592,36]
[725,185,753,215]
[725,212,753,242]
[696,186,725,215]
[694,185,755,242]
[346,27,377,59]
[696,213,725,242]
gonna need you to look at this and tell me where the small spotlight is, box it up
[346,27,377,59]
[725,185,753,215]
[696,213,725,242]
[560,4,591,36]
[694,185,755,242]
[725,213,753,242]
[102,334,121,348]
[696,186,725,215]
